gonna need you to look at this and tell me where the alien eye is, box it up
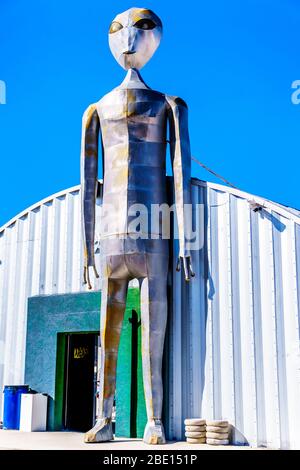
[109,21,123,34]
[134,19,156,30]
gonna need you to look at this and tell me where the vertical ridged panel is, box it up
[3,222,19,386]
[201,185,214,420]
[278,215,300,449]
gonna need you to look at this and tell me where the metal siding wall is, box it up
[279,215,300,448]
[0,181,300,448]
[4,222,19,387]
[201,184,214,422]
[0,231,6,394]
[250,208,266,445]
[189,185,204,420]
[167,181,300,449]
[0,187,105,415]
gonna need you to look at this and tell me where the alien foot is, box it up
[143,419,166,445]
[84,418,113,443]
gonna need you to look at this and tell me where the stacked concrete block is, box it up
[205,420,230,445]
[184,419,206,444]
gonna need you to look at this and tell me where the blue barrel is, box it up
[3,385,29,430]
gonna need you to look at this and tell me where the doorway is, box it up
[63,333,99,432]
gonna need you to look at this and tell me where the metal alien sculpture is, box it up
[81,7,194,444]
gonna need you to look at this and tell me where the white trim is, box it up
[1,178,299,234]
[192,178,300,226]
[0,185,80,233]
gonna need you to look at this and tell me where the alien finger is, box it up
[83,266,88,285]
[183,257,190,282]
[93,265,100,279]
[189,258,195,277]
[86,267,92,290]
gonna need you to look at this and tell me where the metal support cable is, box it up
[167,136,265,212]
[191,155,265,212]
[191,155,238,190]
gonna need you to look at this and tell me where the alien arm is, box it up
[166,95,195,281]
[80,103,100,288]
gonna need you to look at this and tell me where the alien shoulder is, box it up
[165,94,188,111]
[82,103,99,127]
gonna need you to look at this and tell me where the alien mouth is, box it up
[123,51,136,55]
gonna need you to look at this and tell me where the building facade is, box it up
[0,178,299,448]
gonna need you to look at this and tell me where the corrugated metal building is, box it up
[0,178,299,448]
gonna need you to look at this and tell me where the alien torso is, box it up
[96,69,171,238]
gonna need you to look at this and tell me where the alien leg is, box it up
[84,276,128,443]
[140,272,168,444]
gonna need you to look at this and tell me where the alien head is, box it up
[108,7,162,70]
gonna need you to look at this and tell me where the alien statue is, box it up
[81,7,194,444]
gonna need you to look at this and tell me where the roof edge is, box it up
[1,178,299,233]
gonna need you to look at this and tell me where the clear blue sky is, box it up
[0,0,300,226]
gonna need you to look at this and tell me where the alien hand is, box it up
[176,256,195,282]
[83,264,99,290]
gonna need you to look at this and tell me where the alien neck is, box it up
[118,68,151,90]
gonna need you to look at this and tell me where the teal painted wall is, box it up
[25,289,147,435]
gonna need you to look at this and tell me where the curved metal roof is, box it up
[1,178,300,232]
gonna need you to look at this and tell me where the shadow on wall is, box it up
[200,189,250,446]
[174,182,288,446]
[260,209,286,232]
[196,185,287,446]
[230,425,249,445]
